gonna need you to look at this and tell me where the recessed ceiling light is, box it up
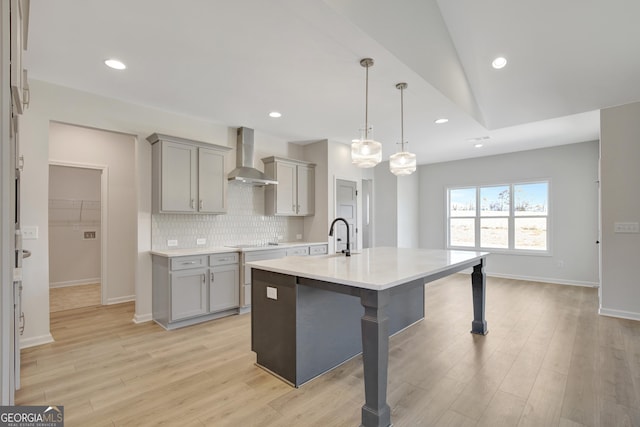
[492,57,507,69]
[104,59,126,70]
[474,143,484,148]
[466,136,491,143]
[434,118,449,124]
[269,111,282,118]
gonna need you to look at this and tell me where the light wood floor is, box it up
[50,284,101,313]
[17,275,640,426]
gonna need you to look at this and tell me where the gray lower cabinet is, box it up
[152,252,240,330]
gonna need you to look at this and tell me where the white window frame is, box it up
[446,180,551,255]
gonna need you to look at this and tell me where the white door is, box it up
[335,179,357,253]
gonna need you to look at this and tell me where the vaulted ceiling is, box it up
[25,0,640,164]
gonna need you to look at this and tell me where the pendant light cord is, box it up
[364,63,369,140]
[400,84,404,152]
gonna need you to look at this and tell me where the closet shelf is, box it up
[49,198,101,226]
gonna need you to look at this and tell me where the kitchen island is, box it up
[249,247,489,427]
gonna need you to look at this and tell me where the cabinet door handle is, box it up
[210,272,215,282]
[191,199,195,209]
[182,261,197,265]
[202,274,206,283]
[199,199,204,210]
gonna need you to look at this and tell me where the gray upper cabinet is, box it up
[10,0,30,116]
[148,133,230,214]
[262,156,315,216]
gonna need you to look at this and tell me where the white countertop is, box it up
[150,241,328,257]
[248,247,488,291]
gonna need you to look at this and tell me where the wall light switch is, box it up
[167,239,178,247]
[196,238,206,245]
[614,222,640,233]
[22,226,39,240]
[266,286,278,300]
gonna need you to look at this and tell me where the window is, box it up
[447,181,549,253]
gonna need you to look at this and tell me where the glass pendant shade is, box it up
[390,82,417,176]
[389,151,417,175]
[352,139,382,168]
[352,58,382,168]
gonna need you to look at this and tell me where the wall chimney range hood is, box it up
[228,127,277,185]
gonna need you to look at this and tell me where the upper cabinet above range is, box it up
[262,156,315,216]
[148,133,231,214]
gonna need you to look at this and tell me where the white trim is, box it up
[599,307,640,322]
[49,278,100,288]
[132,313,152,324]
[487,272,599,288]
[107,295,135,305]
[20,334,55,349]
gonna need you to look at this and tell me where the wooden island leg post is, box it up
[471,258,489,335]
[360,289,392,427]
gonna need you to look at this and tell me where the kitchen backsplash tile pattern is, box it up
[152,183,304,250]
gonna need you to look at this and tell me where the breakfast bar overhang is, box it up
[249,247,489,427]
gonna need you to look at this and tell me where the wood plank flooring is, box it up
[50,283,101,312]
[17,275,640,426]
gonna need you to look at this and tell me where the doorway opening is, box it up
[48,164,104,312]
[334,179,358,253]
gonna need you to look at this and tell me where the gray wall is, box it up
[373,161,398,246]
[419,141,600,286]
[600,102,640,320]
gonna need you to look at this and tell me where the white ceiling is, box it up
[24,0,640,164]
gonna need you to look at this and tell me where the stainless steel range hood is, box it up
[228,127,278,185]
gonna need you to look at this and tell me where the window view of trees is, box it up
[448,182,549,252]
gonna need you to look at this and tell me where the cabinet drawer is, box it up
[309,245,328,255]
[286,246,309,256]
[170,256,207,271]
[209,253,239,266]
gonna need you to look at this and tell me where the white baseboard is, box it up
[133,313,152,324]
[486,272,599,288]
[599,307,640,321]
[107,295,135,305]
[50,278,101,288]
[20,333,54,349]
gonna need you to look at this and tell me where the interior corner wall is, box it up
[302,140,329,244]
[373,161,397,246]
[418,141,600,286]
[600,102,640,321]
[397,170,419,248]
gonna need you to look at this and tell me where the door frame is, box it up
[48,160,109,306]
[333,176,361,253]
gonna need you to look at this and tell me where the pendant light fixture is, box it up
[351,58,382,168]
[389,82,417,176]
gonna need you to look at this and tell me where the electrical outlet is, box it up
[296,234,302,240]
[266,286,278,300]
[196,238,206,245]
[167,239,178,247]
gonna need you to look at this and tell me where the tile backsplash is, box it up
[152,182,304,250]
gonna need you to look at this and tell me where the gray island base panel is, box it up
[249,247,489,427]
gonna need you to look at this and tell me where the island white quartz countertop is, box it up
[150,241,328,257]
[248,247,489,291]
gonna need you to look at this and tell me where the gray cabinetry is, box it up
[148,133,230,214]
[152,251,240,330]
[262,157,315,216]
[209,253,239,312]
[171,267,208,321]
